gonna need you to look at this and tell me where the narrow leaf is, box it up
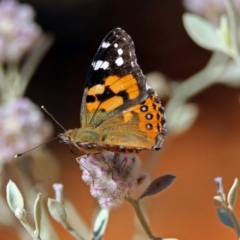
[139,174,176,199]
[33,193,42,237]
[93,208,109,240]
[47,198,67,222]
[6,180,24,212]
[227,178,238,209]
[217,208,234,228]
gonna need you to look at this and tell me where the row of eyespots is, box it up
[140,103,165,131]
[139,105,153,130]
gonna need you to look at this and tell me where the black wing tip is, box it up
[111,27,125,32]
[107,27,129,36]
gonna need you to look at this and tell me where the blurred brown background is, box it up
[2,0,240,239]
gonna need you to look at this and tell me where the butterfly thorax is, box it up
[59,128,107,153]
[59,128,101,144]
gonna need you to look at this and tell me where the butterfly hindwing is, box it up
[97,88,166,150]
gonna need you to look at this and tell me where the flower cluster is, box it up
[0,0,41,63]
[0,97,53,162]
[79,152,150,209]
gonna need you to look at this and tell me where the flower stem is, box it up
[59,220,86,240]
[19,217,41,240]
[126,197,156,240]
[166,52,228,130]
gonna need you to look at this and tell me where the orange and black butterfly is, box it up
[59,28,166,153]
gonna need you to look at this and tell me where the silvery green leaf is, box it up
[6,180,24,212]
[219,61,240,86]
[227,178,238,209]
[33,193,42,237]
[47,198,67,222]
[93,208,109,240]
[183,13,231,55]
[167,103,198,134]
[217,208,234,228]
[139,174,176,199]
[216,15,231,50]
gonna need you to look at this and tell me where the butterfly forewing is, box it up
[80,28,147,128]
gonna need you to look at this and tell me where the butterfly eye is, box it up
[67,136,71,142]
[58,133,69,143]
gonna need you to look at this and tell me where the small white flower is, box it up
[214,177,225,195]
[0,0,42,63]
[0,97,53,162]
[79,152,150,209]
[52,183,64,203]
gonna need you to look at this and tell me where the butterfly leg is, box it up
[77,154,96,186]
[97,153,115,179]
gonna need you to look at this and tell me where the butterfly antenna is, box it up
[15,136,59,158]
[41,106,66,131]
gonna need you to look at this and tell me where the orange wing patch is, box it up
[106,74,139,100]
[86,74,140,113]
[86,98,100,112]
[88,84,105,95]
[98,96,123,111]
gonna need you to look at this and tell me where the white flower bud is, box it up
[15,207,26,221]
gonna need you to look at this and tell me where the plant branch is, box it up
[59,220,86,240]
[126,197,156,240]
[166,52,229,129]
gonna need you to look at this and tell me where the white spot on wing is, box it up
[94,60,103,70]
[146,82,151,89]
[101,61,109,70]
[118,48,123,55]
[92,61,96,67]
[102,41,110,48]
[115,57,124,66]
[114,43,118,48]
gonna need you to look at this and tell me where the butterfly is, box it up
[59,28,166,153]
